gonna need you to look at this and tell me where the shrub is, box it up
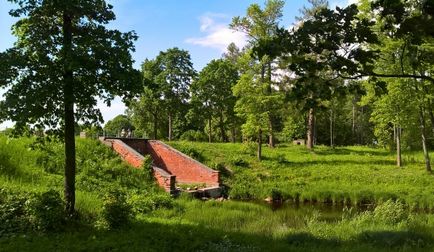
[0,189,30,235]
[230,156,249,167]
[101,190,133,229]
[33,139,64,175]
[180,130,208,142]
[26,190,65,232]
[240,142,256,156]
[177,146,205,162]
[270,188,283,201]
[128,193,174,215]
[210,162,232,178]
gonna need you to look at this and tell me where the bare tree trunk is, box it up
[396,125,402,167]
[168,113,172,141]
[307,108,315,150]
[257,128,262,161]
[63,11,76,215]
[208,117,212,143]
[419,107,432,172]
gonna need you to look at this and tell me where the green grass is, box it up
[170,142,434,209]
[1,136,434,251]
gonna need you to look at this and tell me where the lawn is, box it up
[1,136,434,251]
[170,141,434,209]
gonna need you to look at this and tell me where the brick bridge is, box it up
[100,137,221,197]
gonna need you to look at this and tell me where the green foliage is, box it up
[100,190,133,230]
[104,115,134,136]
[176,145,205,162]
[26,190,65,232]
[128,193,174,215]
[240,141,257,156]
[190,59,239,142]
[229,155,249,167]
[373,200,408,225]
[0,189,30,235]
[168,141,434,208]
[179,130,208,142]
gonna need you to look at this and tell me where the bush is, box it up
[180,130,208,142]
[209,162,232,178]
[101,190,133,229]
[0,189,30,235]
[240,142,256,156]
[270,188,283,201]
[230,156,249,167]
[128,193,174,214]
[26,190,65,232]
[177,146,205,162]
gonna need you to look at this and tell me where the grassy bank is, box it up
[1,136,434,251]
[170,142,434,209]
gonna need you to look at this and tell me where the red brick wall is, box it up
[145,140,220,187]
[102,138,220,189]
[153,166,176,192]
[103,139,175,192]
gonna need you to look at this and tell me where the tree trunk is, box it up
[257,128,262,161]
[208,117,212,143]
[268,115,275,148]
[266,62,275,148]
[168,113,172,141]
[63,12,76,215]
[330,109,334,148]
[307,108,315,150]
[396,125,402,167]
[219,112,227,142]
[419,107,432,172]
[231,127,236,143]
[352,97,356,144]
[153,113,158,140]
[428,100,434,135]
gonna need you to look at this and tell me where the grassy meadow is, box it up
[170,141,434,209]
[1,135,434,251]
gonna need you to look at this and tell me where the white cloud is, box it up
[186,13,247,52]
[331,0,359,8]
[97,97,128,125]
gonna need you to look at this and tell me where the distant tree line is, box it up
[121,0,434,169]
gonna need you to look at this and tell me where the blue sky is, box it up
[0,0,349,129]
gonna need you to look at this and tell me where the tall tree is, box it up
[0,0,140,214]
[230,0,285,148]
[277,4,378,149]
[156,48,196,141]
[130,59,166,139]
[104,115,134,137]
[190,59,239,142]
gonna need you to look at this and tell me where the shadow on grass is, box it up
[312,148,391,157]
[262,157,396,168]
[1,219,433,252]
